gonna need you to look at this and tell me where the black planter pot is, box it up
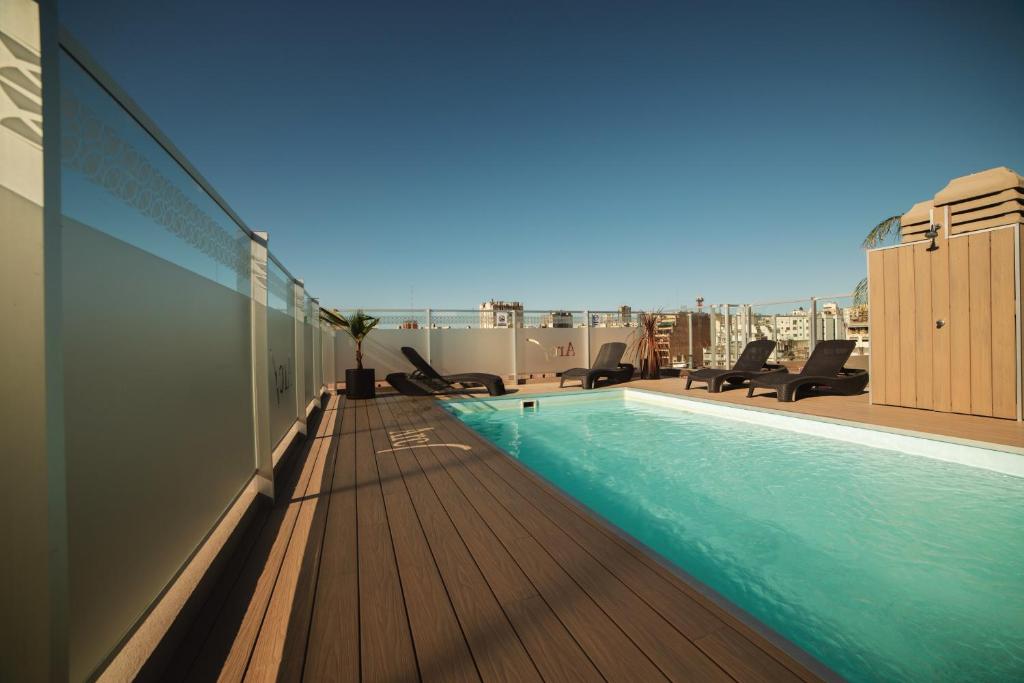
[345,368,376,399]
[640,359,661,380]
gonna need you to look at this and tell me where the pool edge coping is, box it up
[445,386,1024,461]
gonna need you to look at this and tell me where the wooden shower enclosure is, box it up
[867,167,1023,420]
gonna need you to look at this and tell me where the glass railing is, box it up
[326,299,868,381]
[50,31,334,682]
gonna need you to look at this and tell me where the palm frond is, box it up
[853,277,868,305]
[862,215,901,249]
[320,307,346,327]
[336,309,381,341]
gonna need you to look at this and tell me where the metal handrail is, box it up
[58,26,306,288]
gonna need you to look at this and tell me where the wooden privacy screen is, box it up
[868,225,1018,419]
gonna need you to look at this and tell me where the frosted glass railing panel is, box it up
[336,329,428,377]
[322,328,336,388]
[428,329,514,376]
[518,328,587,375]
[58,50,255,681]
[303,296,315,403]
[266,255,291,313]
[60,53,250,295]
[312,316,323,392]
[267,258,297,447]
[589,328,637,366]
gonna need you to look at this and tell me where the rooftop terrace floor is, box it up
[166,388,833,682]
[164,381,1022,682]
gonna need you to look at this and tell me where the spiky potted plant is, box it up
[336,309,380,399]
[630,311,662,380]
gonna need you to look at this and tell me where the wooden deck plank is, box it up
[183,406,330,682]
[352,401,419,682]
[422,413,732,681]
[244,400,342,681]
[378,397,604,683]
[382,398,675,683]
[436,397,821,676]
[302,399,359,683]
[422,401,809,683]
[413,399,810,683]
[374,399,545,683]
[383,398,676,682]
[366,400,482,683]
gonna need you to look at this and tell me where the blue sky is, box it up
[59,0,1024,310]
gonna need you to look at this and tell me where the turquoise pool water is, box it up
[448,392,1024,682]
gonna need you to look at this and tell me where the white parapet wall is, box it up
[334,325,636,382]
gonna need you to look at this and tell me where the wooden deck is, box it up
[164,391,827,682]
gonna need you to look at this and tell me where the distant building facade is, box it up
[542,310,574,328]
[479,299,524,328]
[656,311,710,367]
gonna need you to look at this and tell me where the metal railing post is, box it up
[311,297,322,394]
[293,279,307,435]
[425,308,432,364]
[724,305,732,368]
[742,304,751,347]
[687,312,694,367]
[583,309,591,367]
[772,314,779,362]
[250,232,273,501]
[511,310,518,383]
[808,297,818,355]
[710,305,719,368]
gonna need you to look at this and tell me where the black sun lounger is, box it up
[559,342,635,390]
[684,339,783,393]
[746,339,868,402]
[387,346,506,396]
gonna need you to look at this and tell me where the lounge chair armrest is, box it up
[763,363,786,371]
[838,367,867,377]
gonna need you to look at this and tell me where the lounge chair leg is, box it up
[746,386,755,398]
[684,377,692,390]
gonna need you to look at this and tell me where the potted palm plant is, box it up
[336,309,380,399]
[630,311,662,380]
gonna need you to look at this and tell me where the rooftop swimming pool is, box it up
[445,389,1024,682]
